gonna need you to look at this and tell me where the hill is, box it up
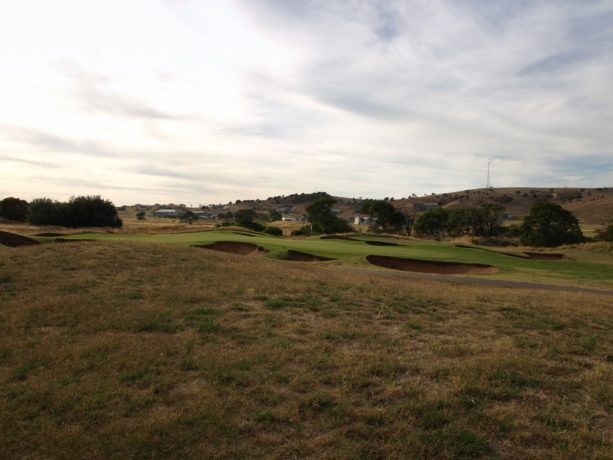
[218,187,613,225]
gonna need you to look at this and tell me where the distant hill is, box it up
[221,187,613,225]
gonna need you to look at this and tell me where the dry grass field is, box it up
[1,241,611,459]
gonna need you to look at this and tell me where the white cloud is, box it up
[0,0,611,204]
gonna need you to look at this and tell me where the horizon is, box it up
[1,1,613,204]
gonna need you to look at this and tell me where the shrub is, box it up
[0,197,29,221]
[28,196,122,228]
[264,226,283,236]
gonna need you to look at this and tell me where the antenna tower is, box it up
[486,161,491,189]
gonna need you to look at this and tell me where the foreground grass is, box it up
[0,242,611,459]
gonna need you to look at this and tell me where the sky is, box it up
[1,0,612,205]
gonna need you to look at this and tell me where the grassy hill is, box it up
[1,242,611,458]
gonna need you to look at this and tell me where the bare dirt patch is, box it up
[366,254,498,275]
[319,235,358,241]
[283,250,336,262]
[0,231,39,247]
[523,252,566,260]
[364,240,400,247]
[192,241,265,255]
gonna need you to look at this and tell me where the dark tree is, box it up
[360,200,407,233]
[234,209,264,231]
[447,208,481,236]
[28,196,122,228]
[596,224,613,242]
[477,203,505,237]
[269,210,282,221]
[414,208,449,239]
[28,198,68,225]
[0,197,29,221]
[305,198,352,234]
[520,202,583,247]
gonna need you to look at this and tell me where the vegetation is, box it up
[0,242,610,458]
[361,200,409,233]
[305,198,353,234]
[520,202,584,247]
[0,197,29,221]
[415,208,449,239]
[596,224,613,242]
[27,196,122,228]
[264,226,283,236]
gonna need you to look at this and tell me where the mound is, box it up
[0,231,39,247]
[283,250,335,262]
[192,241,264,255]
[364,240,400,247]
[319,235,357,241]
[523,252,566,260]
[366,255,497,275]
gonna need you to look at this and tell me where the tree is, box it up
[136,211,146,220]
[520,202,583,247]
[28,196,122,228]
[447,208,480,236]
[478,203,505,237]
[0,197,29,221]
[269,210,282,221]
[414,208,449,239]
[360,200,407,233]
[305,198,352,234]
[234,209,264,231]
[264,226,283,236]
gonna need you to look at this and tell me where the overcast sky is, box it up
[1,0,612,205]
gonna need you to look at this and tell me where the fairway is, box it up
[52,230,613,288]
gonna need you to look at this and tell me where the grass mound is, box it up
[283,250,336,262]
[366,254,498,275]
[523,252,566,260]
[0,230,39,247]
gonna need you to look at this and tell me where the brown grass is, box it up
[0,242,611,459]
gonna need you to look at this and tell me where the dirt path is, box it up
[328,267,613,296]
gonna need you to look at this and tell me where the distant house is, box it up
[282,215,305,222]
[153,209,182,218]
[193,211,216,220]
[352,216,370,225]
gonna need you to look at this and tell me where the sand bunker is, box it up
[455,244,566,260]
[364,240,400,246]
[320,235,358,241]
[54,238,94,243]
[283,250,336,262]
[366,255,497,275]
[192,241,265,255]
[233,231,257,237]
[523,252,566,260]
[34,232,65,237]
[0,231,39,247]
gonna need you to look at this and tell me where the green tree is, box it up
[264,226,283,236]
[520,202,583,247]
[28,198,68,225]
[136,211,146,220]
[414,208,449,239]
[269,210,282,221]
[305,198,352,234]
[478,203,505,237]
[234,209,264,231]
[0,197,29,221]
[360,200,407,233]
[447,208,480,236]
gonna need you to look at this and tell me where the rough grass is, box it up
[0,242,611,459]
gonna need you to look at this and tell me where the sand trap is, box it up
[523,252,566,260]
[320,235,358,241]
[0,231,39,247]
[233,231,257,237]
[366,254,497,275]
[54,238,94,243]
[34,232,65,237]
[455,244,529,259]
[192,241,265,255]
[364,240,400,247]
[283,250,336,262]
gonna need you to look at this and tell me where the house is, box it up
[153,209,182,218]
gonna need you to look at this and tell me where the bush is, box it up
[596,224,613,242]
[264,226,283,236]
[0,197,29,221]
[291,225,313,236]
[520,202,583,247]
[414,208,449,239]
[28,196,122,228]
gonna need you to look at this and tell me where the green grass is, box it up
[55,230,613,287]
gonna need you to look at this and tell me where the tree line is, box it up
[0,196,122,228]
